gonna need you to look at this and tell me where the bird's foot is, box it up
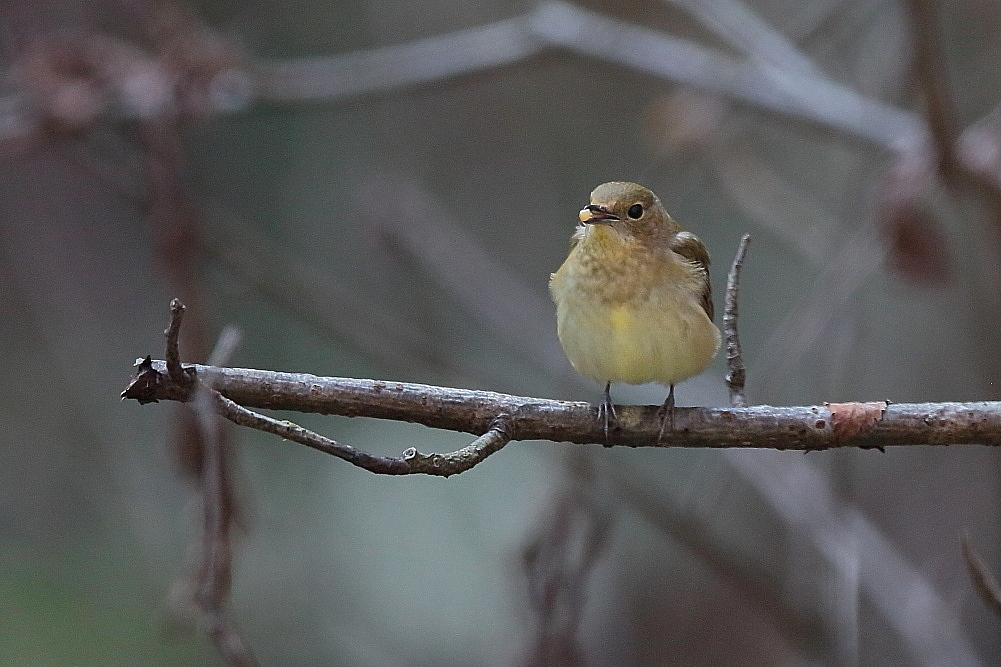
[655,385,676,445]
[597,381,617,446]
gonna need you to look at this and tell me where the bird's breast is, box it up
[549,236,720,386]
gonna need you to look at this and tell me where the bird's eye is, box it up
[627,204,643,219]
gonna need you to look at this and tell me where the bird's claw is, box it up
[598,381,617,445]
[655,385,676,445]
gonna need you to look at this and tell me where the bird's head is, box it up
[578,182,680,239]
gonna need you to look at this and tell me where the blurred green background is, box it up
[3,0,1001,664]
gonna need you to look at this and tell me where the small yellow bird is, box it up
[549,182,721,438]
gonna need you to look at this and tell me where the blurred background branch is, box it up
[0,1,932,149]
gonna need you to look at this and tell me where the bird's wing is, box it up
[670,231,714,321]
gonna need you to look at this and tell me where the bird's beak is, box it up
[578,204,619,223]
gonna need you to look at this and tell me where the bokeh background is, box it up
[3,0,1001,664]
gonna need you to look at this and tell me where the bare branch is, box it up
[724,234,750,408]
[123,359,1001,452]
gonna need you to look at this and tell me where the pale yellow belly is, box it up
[555,296,721,386]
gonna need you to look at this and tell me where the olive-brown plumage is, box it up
[549,182,720,437]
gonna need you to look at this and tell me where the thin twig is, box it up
[191,389,255,665]
[724,234,750,408]
[164,298,189,384]
[191,324,255,666]
[960,529,1001,620]
[212,389,513,477]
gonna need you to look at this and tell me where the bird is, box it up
[549,181,721,440]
